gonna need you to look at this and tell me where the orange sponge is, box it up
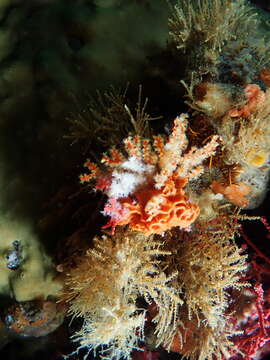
[118,175,200,235]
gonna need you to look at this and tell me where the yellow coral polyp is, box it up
[246,150,267,167]
[118,175,200,235]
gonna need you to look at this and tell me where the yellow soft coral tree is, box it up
[62,230,181,360]
[61,215,249,360]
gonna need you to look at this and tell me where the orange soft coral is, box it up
[211,180,251,207]
[118,175,200,235]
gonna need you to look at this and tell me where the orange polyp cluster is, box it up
[211,180,251,208]
[124,135,144,159]
[79,160,99,183]
[142,139,157,165]
[101,147,125,166]
[117,175,200,235]
[153,135,165,157]
[228,84,266,118]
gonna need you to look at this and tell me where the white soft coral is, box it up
[108,156,155,198]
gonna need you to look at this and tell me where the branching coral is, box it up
[229,284,270,360]
[80,113,220,234]
[62,230,181,360]
[227,221,270,359]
